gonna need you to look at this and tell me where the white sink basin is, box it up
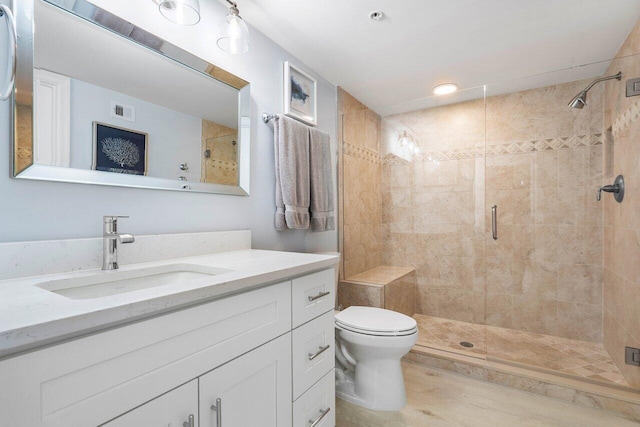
[36,264,233,299]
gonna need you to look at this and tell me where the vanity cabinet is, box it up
[0,267,336,427]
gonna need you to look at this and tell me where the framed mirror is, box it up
[12,0,251,195]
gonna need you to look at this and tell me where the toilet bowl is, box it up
[334,306,418,411]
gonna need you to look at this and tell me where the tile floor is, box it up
[336,362,639,426]
[414,314,628,386]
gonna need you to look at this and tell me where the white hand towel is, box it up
[274,115,310,230]
[309,127,335,232]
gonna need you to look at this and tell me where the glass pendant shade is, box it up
[157,0,201,26]
[217,7,250,54]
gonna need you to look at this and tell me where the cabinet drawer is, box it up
[101,380,198,427]
[293,369,335,427]
[292,310,335,399]
[292,268,335,328]
[0,281,291,427]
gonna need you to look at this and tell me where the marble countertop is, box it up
[0,249,339,359]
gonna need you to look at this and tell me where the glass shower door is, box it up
[483,64,621,385]
[380,86,489,357]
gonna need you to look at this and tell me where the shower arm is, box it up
[581,72,622,93]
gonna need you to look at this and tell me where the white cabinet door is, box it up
[199,333,292,427]
[101,379,198,427]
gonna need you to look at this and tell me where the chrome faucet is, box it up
[102,216,135,270]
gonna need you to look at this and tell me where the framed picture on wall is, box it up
[92,122,148,175]
[284,61,317,126]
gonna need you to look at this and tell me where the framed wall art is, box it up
[92,122,148,175]
[283,61,317,126]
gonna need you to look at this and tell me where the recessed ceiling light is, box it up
[433,83,459,95]
[369,10,384,21]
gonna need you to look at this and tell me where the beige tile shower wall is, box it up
[603,18,640,388]
[201,119,238,186]
[338,88,383,279]
[381,153,487,324]
[382,95,486,325]
[382,79,604,340]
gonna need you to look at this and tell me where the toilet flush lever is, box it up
[597,175,625,203]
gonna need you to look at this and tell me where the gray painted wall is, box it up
[68,78,203,180]
[0,0,338,255]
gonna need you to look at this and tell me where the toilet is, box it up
[334,306,418,411]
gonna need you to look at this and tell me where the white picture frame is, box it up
[283,61,317,126]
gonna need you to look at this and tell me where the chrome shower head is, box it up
[569,91,588,109]
[569,72,621,109]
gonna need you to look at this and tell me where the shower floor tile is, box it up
[414,314,629,387]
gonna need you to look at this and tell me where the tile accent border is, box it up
[343,142,381,164]
[381,133,604,165]
[205,159,238,171]
[406,347,640,422]
[612,97,640,137]
[487,133,603,156]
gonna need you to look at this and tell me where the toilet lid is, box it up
[335,306,417,335]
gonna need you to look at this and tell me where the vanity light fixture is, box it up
[433,83,459,96]
[155,0,201,26]
[217,0,251,54]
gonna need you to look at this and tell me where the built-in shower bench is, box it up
[338,265,416,317]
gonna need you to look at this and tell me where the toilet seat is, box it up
[335,306,417,337]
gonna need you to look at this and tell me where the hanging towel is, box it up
[309,127,335,232]
[274,114,310,230]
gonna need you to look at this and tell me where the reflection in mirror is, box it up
[13,0,250,195]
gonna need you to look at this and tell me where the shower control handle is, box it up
[597,175,625,203]
[597,185,618,201]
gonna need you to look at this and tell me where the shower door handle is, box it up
[491,205,498,240]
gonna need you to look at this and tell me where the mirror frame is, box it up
[12,0,251,196]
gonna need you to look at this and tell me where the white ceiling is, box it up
[241,0,640,115]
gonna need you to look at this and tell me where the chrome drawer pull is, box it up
[183,414,195,427]
[308,344,330,361]
[211,398,222,426]
[309,407,331,427]
[308,291,330,302]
